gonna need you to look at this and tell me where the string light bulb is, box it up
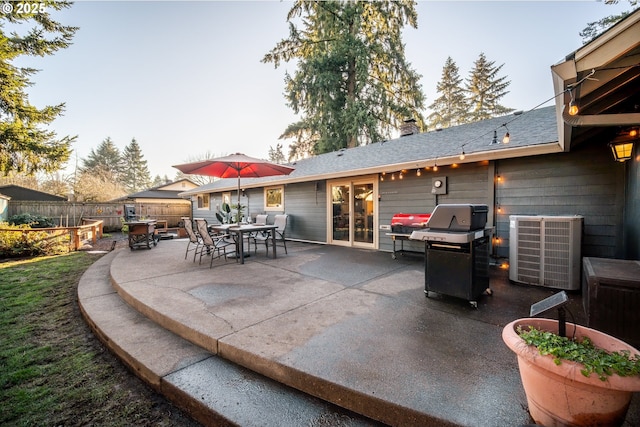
[399,172,403,179]
[391,173,395,180]
[630,128,638,138]
[568,100,579,116]
[416,168,421,177]
[433,163,438,172]
[491,130,498,144]
[568,89,579,116]
[459,149,466,160]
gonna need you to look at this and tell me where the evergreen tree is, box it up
[151,175,165,188]
[121,138,151,193]
[580,1,637,43]
[263,0,425,157]
[81,137,123,182]
[0,1,78,175]
[427,57,469,130]
[466,53,513,122]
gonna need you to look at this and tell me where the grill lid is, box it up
[391,213,431,227]
[391,213,431,234]
[427,204,488,231]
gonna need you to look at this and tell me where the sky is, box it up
[11,0,635,180]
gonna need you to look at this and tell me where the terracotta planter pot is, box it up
[502,318,640,427]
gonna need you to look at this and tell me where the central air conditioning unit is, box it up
[509,215,583,290]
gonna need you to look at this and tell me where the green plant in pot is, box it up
[502,318,640,426]
[215,202,246,224]
[215,202,232,224]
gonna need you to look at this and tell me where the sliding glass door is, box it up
[329,177,376,248]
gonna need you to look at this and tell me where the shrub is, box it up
[8,213,56,228]
[518,325,640,381]
[0,222,70,258]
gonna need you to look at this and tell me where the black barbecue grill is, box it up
[409,204,492,308]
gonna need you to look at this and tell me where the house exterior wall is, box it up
[159,180,198,192]
[280,181,327,242]
[189,143,626,261]
[624,142,639,260]
[378,162,490,254]
[495,143,625,260]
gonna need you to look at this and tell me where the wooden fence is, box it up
[0,218,104,252]
[7,201,191,231]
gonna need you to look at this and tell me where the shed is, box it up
[0,185,67,202]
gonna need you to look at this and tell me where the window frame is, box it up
[264,185,284,211]
[197,193,210,210]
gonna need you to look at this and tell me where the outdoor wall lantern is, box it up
[610,141,634,162]
[609,129,637,162]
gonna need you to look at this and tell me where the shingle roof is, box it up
[0,184,67,201]
[113,179,198,201]
[182,106,558,196]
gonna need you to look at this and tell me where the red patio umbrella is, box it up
[173,153,295,207]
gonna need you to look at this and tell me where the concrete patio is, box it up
[78,238,640,426]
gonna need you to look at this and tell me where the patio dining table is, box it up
[210,223,278,264]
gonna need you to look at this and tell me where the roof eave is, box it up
[551,9,640,151]
[180,142,562,196]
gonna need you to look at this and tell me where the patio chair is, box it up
[194,218,233,267]
[252,214,288,255]
[245,214,268,253]
[182,217,201,262]
[271,214,289,254]
[254,214,268,225]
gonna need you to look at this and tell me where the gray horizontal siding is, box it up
[495,143,624,259]
[626,143,640,259]
[379,163,490,253]
[282,181,327,242]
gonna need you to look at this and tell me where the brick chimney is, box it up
[400,118,419,137]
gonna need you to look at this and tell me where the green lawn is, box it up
[0,252,199,427]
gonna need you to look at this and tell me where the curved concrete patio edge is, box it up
[104,246,451,426]
[217,343,454,427]
[77,252,221,422]
[79,250,385,427]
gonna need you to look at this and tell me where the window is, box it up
[264,186,284,211]
[197,193,210,209]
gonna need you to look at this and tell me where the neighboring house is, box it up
[180,9,639,262]
[113,179,198,204]
[112,179,198,227]
[0,185,67,202]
